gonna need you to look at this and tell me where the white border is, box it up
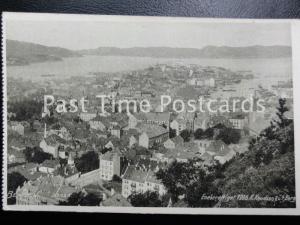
[2,12,300,215]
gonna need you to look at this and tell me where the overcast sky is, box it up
[5,13,291,50]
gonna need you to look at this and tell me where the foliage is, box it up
[59,191,102,206]
[7,172,27,204]
[215,127,241,144]
[275,98,292,128]
[75,151,99,173]
[156,158,219,206]
[203,127,214,138]
[8,99,43,121]
[129,191,163,207]
[112,175,122,183]
[194,128,204,140]
[180,129,191,142]
[169,128,177,139]
[185,176,220,207]
[23,146,52,164]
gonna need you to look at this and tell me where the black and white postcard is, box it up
[2,12,300,215]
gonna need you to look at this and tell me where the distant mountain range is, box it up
[6,39,292,66]
[79,45,292,59]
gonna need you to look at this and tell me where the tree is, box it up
[59,192,102,206]
[129,191,163,207]
[169,128,176,139]
[185,175,220,207]
[8,99,43,121]
[112,175,122,183]
[194,128,204,140]
[161,123,167,129]
[156,158,220,206]
[124,149,137,161]
[24,146,52,164]
[180,129,191,142]
[7,172,27,204]
[156,161,189,201]
[203,127,214,138]
[261,98,292,141]
[75,151,99,173]
[275,98,291,128]
[216,127,241,144]
[156,158,211,202]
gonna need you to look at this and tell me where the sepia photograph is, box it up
[2,12,300,215]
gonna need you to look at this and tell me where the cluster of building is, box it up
[7,63,293,206]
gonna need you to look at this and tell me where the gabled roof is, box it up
[40,159,60,168]
[73,129,90,140]
[101,150,120,161]
[44,134,66,146]
[102,193,132,207]
[137,124,168,139]
[18,175,77,201]
[145,170,162,184]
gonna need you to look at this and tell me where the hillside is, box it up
[6,39,81,66]
[218,99,295,208]
[79,45,291,59]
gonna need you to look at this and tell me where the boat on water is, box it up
[40,74,55,77]
[233,79,241,84]
[222,89,236,92]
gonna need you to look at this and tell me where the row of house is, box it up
[16,175,79,205]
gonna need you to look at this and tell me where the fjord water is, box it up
[7,55,292,88]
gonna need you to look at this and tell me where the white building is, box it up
[187,78,215,87]
[137,124,169,149]
[229,114,248,130]
[39,134,67,158]
[194,139,213,154]
[99,151,121,181]
[170,119,187,136]
[121,165,166,198]
[80,112,97,122]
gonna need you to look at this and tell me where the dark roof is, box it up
[40,159,60,168]
[122,165,147,183]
